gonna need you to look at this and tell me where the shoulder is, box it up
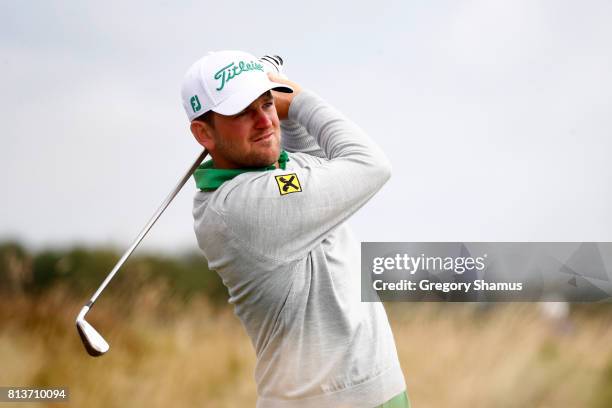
[286,151,327,168]
[203,170,285,218]
[208,154,327,209]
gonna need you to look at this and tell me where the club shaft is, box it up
[86,149,209,307]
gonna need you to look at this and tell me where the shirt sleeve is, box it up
[211,90,392,263]
[281,119,327,158]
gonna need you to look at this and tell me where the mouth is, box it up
[252,131,274,143]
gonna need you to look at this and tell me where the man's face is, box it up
[205,92,281,169]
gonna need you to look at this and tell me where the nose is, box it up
[253,107,273,128]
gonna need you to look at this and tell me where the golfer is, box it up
[182,50,409,408]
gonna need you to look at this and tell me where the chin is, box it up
[244,150,277,168]
[259,144,280,164]
[263,151,280,166]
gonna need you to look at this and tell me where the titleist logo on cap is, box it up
[214,61,264,91]
[181,50,292,120]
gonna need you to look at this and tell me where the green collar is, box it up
[194,150,289,191]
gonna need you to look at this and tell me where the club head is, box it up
[76,306,109,357]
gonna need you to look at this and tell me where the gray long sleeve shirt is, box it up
[192,90,406,408]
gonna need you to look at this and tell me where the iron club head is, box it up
[76,305,109,357]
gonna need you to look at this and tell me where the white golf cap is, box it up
[181,50,293,121]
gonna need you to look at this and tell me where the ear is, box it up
[190,121,216,151]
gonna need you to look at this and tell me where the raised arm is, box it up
[210,76,392,263]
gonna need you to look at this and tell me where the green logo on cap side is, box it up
[190,95,202,113]
[214,60,264,91]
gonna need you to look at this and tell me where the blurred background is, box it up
[1,1,611,407]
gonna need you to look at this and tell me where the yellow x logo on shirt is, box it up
[275,173,302,195]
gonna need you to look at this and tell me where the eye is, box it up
[263,101,274,109]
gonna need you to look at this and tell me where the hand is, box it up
[268,72,302,120]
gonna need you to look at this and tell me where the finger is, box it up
[267,72,287,83]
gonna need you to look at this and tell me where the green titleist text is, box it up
[214,61,264,91]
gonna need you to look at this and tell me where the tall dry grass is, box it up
[388,303,612,407]
[1,288,612,407]
[0,287,256,408]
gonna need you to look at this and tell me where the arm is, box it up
[281,119,327,159]
[211,80,391,263]
[260,55,326,158]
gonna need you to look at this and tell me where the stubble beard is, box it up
[215,130,280,168]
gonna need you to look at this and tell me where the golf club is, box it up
[76,149,209,356]
[260,55,285,76]
[76,54,285,357]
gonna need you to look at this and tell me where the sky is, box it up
[1,0,611,254]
